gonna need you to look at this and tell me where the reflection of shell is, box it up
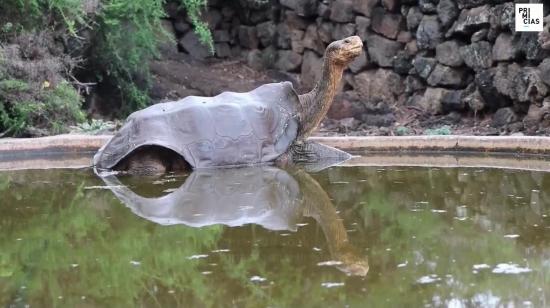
[94,82,300,169]
[102,167,303,231]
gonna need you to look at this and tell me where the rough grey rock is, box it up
[460,41,493,72]
[249,11,270,24]
[491,3,514,31]
[514,67,548,103]
[354,69,404,103]
[355,16,371,39]
[539,59,550,87]
[327,91,364,120]
[330,0,355,22]
[417,87,448,114]
[301,51,323,90]
[246,49,263,70]
[215,43,231,58]
[516,32,550,61]
[406,7,423,31]
[371,7,404,39]
[393,51,413,75]
[456,0,503,9]
[413,56,437,80]
[317,3,330,18]
[257,21,276,47]
[418,0,437,13]
[213,30,230,42]
[450,5,491,36]
[539,17,550,50]
[285,11,308,30]
[474,68,509,110]
[179,31,212,60]
[332,23,356,41]
[492,107,518,127]
[238,26,259,49]
[397,31,413,43]
[404,75,426,94]
[221,6,235,20]
[275,50,302,72]
[381,0,399,12]
[280,0,318,17]
[276,23,291,49]
[492,33,518,61]
[349,50,369,73]
[303,24,325,55]
[290,30,305,53]
[206,9,223,29]
[523,101,550,132]
[405,40,418,56]
[441,90,465,113]
[437,0,459,28]
[416,15,443,50]
[174,20,191,34]
[352,0,378,17]
[427,64,469,88]
[362,113,396,127]
[462,87,485,112]
[318,22,333,43]
[436,41,464,67]
[493,63,522,101]
[471,29,488,43]
[366,33,403,68]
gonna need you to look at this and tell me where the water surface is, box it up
[0,165,549,307]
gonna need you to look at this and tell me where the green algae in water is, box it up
[0,166,548,307]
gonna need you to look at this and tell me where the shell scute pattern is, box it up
[94,82,300,169]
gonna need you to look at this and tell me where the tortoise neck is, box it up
[298,56,344,139]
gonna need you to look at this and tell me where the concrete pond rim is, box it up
[0,134,550,172]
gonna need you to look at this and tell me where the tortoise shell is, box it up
[100,167,302,231]
[93,82,300,169]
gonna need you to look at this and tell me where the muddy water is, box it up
[0,165,548,307]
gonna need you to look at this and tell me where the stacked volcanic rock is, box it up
[165,0,550,135]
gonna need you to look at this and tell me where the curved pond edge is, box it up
[2,134,550,155]
[0,134,549,171]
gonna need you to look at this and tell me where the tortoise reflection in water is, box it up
[100,167,368,276]
[94,36,363,174]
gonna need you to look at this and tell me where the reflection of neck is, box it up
[295,171,368,276]
[298,56,344,139]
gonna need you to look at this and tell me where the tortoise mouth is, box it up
[349,46,363,53]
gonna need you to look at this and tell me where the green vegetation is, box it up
[394,126,410,136]
[0,0,214,136]
[72,118,115,134]
[0,78,85,136]
[424,125,452,135]
[180,0,213,53]
[0,170,223,306]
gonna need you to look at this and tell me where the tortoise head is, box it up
[325,36,363,65]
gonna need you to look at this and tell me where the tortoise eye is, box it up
[344,39,350,43]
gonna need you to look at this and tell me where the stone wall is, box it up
[165,0,550,134]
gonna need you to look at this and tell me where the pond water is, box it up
[0,164,549,307]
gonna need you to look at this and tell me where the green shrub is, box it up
[394,126,410,136]
[0,0,90,38]
[180,0,213,52]
[1,0,216,128]
[92,0,213,115]
[0,80,84,136]
[91,0,168,114]
[424,125,452,136]
[73,118,114,134]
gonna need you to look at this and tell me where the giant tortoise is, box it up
[94,36,363,173]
